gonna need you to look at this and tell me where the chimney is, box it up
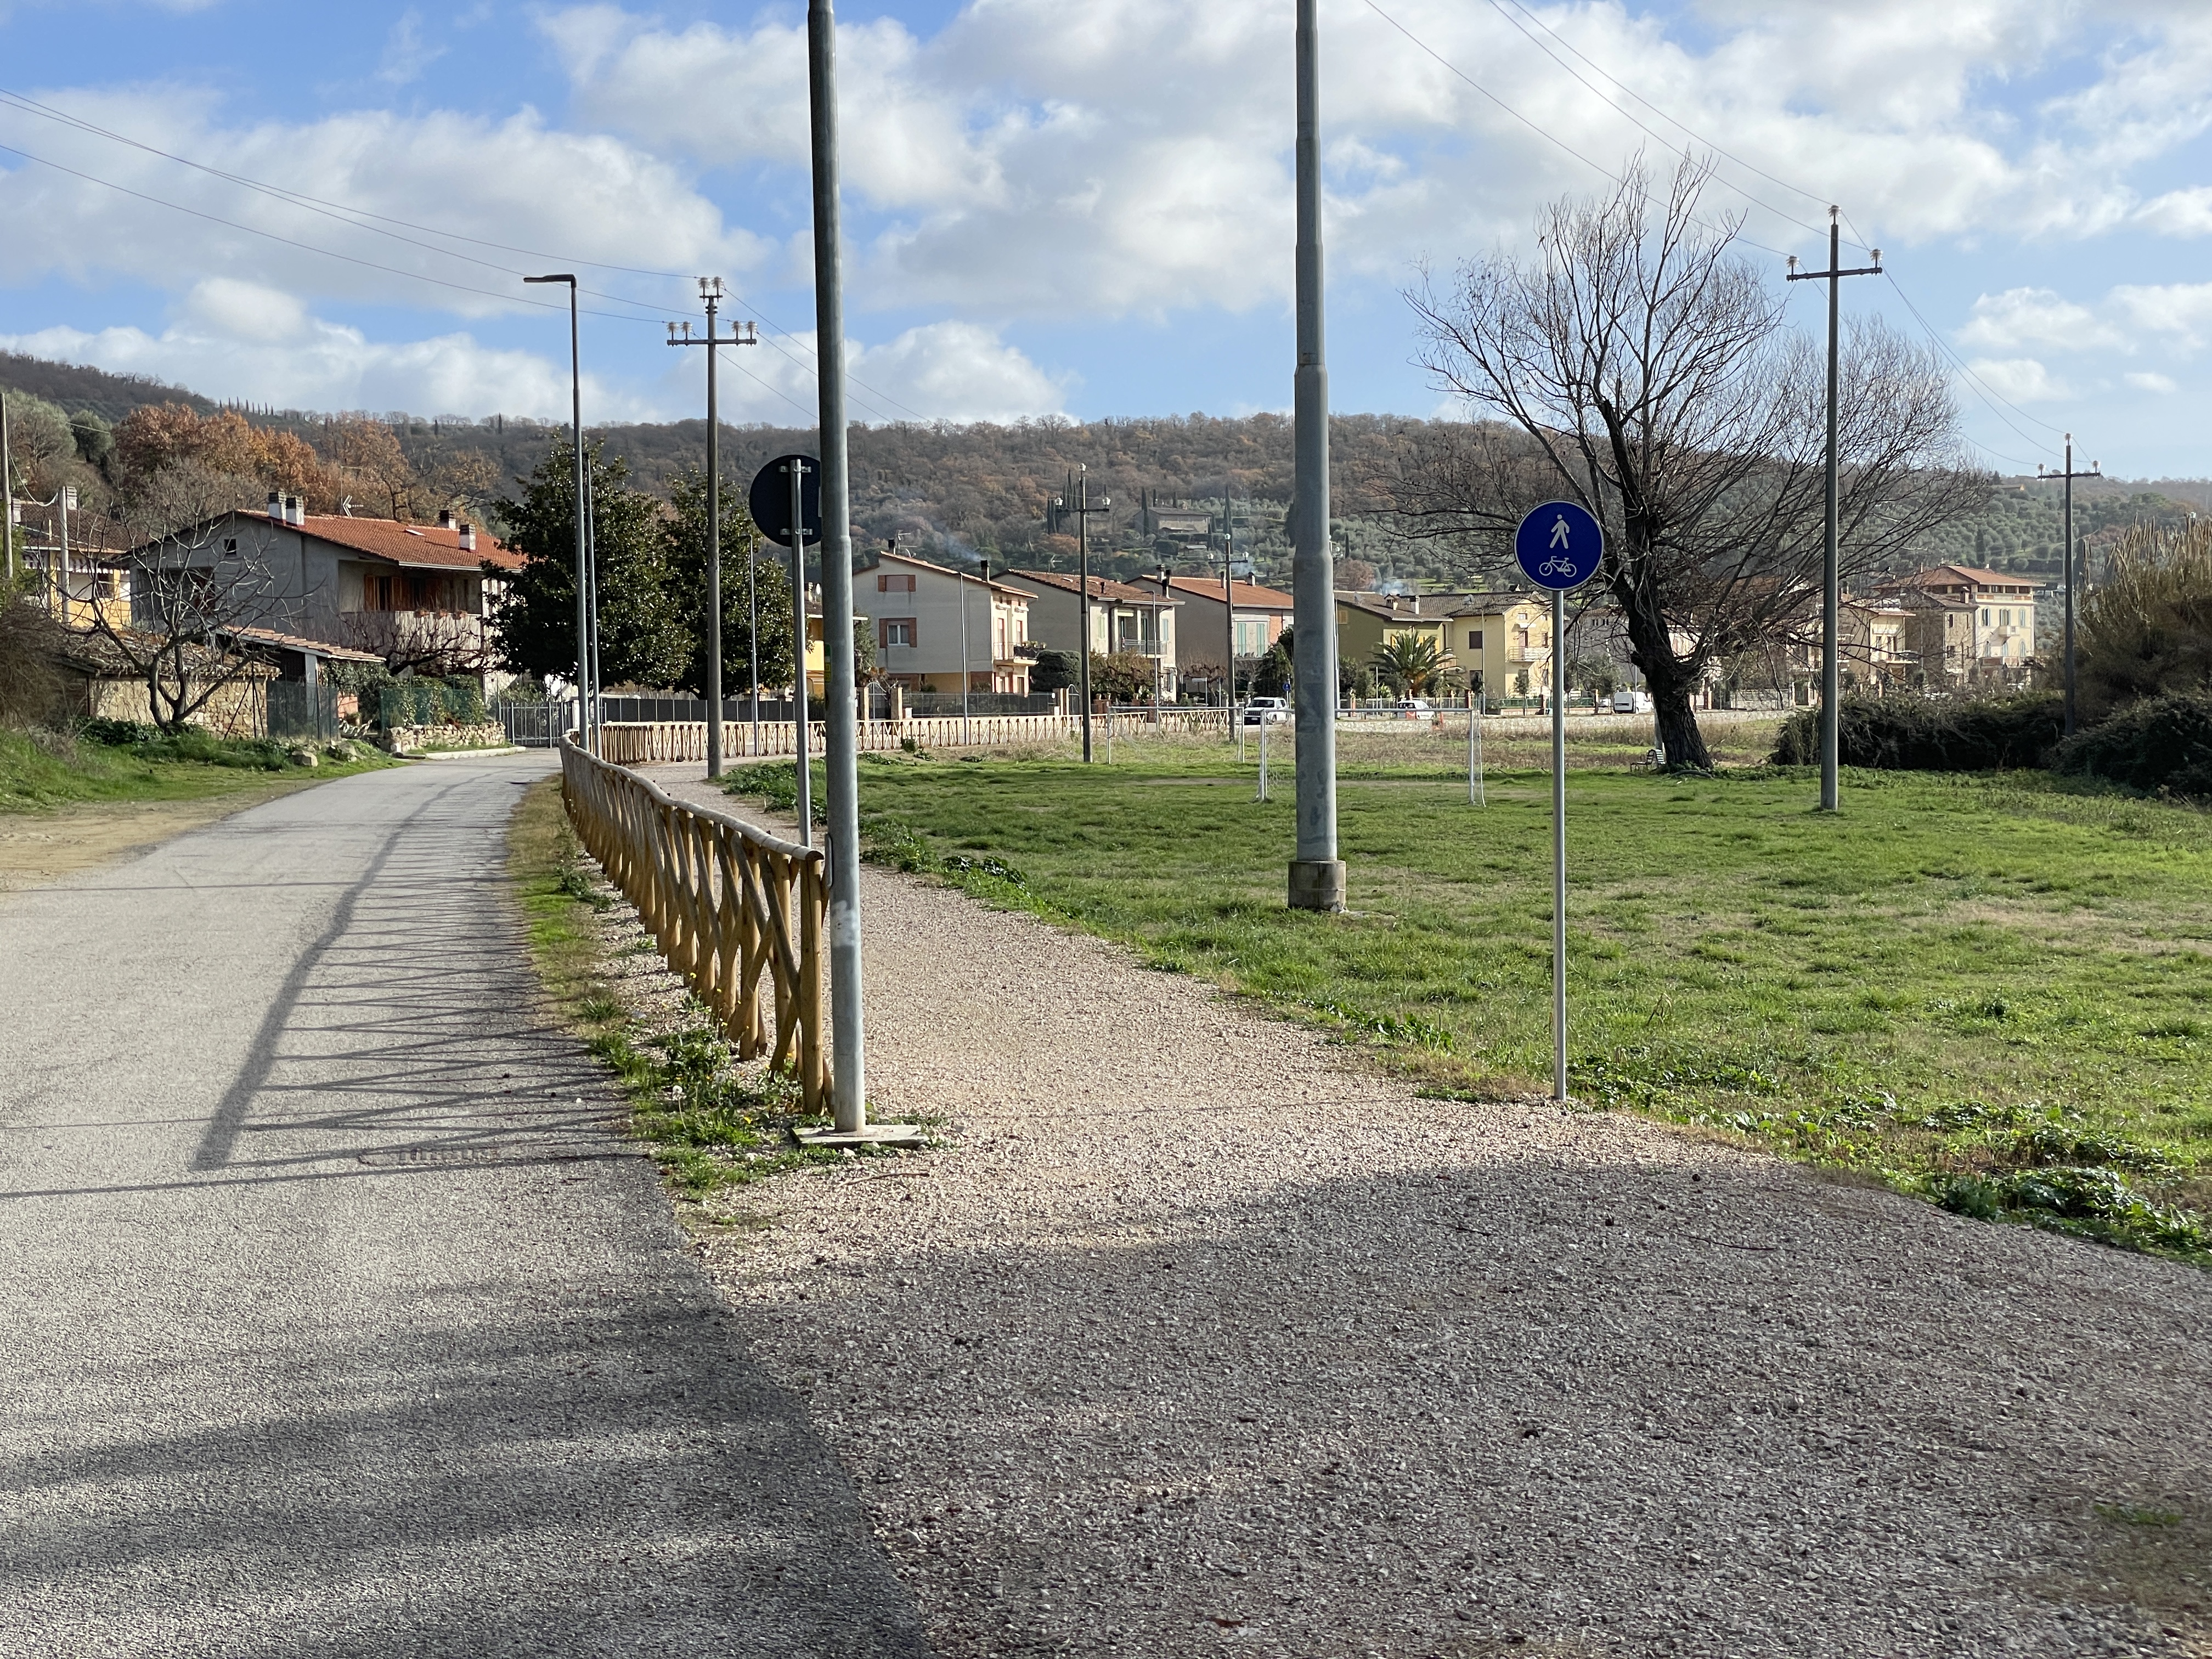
[458,522,476,552]
[437,508,456,529]
[268,490,284,523]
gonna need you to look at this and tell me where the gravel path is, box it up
[652,767,2212,1659]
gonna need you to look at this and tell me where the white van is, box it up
[1243,697,1291,725]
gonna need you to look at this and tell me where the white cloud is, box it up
[377,10,446,88]
[2111,281,2212,350]
[703,320,1070,426]
[2125,370,2179,393]
[0,88,766,317]
[1958,287,2128,353]
[0,297,644,422]
[1965,357,2070,402]
[540,0,2212,328]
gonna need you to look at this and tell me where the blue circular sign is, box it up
[1514,501,1604,591]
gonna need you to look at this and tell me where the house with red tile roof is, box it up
[1870,563,2044,680]
[128,492,523,678]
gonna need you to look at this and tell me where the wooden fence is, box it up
[558,736,830,1110]
[597,706,1232,765]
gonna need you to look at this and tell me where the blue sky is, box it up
[3,1,2211,478]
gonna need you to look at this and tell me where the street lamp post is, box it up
[524,273,591,752]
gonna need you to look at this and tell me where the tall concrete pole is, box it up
[1289,0,1342,912]
[526,274,586,750]
[1820,212,1841,812]
[2063,433,2076,737]
[809,0,867,1132]
[1,386,14,588]
[704,286,725,779]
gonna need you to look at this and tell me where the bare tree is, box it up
[332,607,496,678]
[1396,156,1987,766]
[80,517,295,733]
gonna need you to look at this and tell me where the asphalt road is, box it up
[0,755,929,1658]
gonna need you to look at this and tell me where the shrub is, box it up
[83,718,157,747]
[2052,691,2212,798]
[1771,692,2063,771]
[2077,520,2212,718]
[0,598,66,726]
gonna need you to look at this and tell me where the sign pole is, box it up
[1514,501,1603,1108]
[787,462,813,845]
[1550,587,1568,1103]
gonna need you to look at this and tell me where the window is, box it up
[223,538,238,553]
[878,573,915,592]
[1468,629,1483,650]
[880,617,917,648]
[1981,607,1991,624]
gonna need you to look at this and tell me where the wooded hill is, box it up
[0,349,2198,590]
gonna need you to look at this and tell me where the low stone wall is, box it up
[386,721,507,755]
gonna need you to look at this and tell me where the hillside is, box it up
[1,349,2200,589]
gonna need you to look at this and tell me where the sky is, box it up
[1,1,2210,477]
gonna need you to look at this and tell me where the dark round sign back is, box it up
[749,454,823,547]
[1513,501,1604,591]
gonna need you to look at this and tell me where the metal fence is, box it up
[266,681,339,743]
[560,736,830,1110]
[898,691,1059,718]
[495,698,574,748]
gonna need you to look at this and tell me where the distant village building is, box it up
[853,549,1033,695]
[1000,569,1181,695]
[1871,563,2042,684]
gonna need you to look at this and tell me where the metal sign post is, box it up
[749,454,823,844]
[1515,501,1604,1105]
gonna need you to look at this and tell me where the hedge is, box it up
[1771,692,2064,772]
[2053,692,2212,799]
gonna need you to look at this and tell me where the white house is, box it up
[854,549,1034,695]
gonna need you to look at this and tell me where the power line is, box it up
[0,85,936,424]
[1474,0,1847,249]
[1358,0,1793,259]
[1365,1,2062,462]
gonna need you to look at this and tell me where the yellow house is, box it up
[1333,592,1451,673]
[1440,590,1551,695]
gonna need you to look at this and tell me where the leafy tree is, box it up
[1251,627,1294,699]
[70,410,114,470]
[662,466,801,698]
[1088,650,1156,702]
[1371,631,1450,695]
[487,438,690,690]
[1029,647,1075,695]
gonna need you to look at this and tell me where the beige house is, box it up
[1437,590,1553,694]
[1871,564,2041,678]
[855,550,1032,695]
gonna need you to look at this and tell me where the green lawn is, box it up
[0,725,396,812]
[784,739,2212,1262]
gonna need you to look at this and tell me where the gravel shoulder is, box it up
[650,765,2212,1659]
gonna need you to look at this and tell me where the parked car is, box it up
[1243,697,1292,725]
[1609,689,1654,714]
[1391,698,1434,720]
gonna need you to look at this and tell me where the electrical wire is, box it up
[0,84,937,424]
[1367,0,2065,463]
[1358,0,1792,258]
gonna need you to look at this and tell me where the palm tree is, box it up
[1372,631,1449,696]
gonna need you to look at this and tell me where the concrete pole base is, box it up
[792,1122,929,1149]
[1287,858,1346,913]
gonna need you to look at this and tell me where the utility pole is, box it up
[525,273,590,752]
[1,385,14,588]
[669,280,759,778]
[1786,211,1881,812]
[1053,466,1111,760]
[807,0,901,1144]
[958,555,973,747]
[1289,0,1342,911]
[1220,488,1237,725]
[2039,437,2101,737]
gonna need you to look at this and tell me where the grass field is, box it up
[732,726,2212,1263]
[0,724,396,812]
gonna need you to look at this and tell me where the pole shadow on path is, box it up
[0,760,932,1659]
